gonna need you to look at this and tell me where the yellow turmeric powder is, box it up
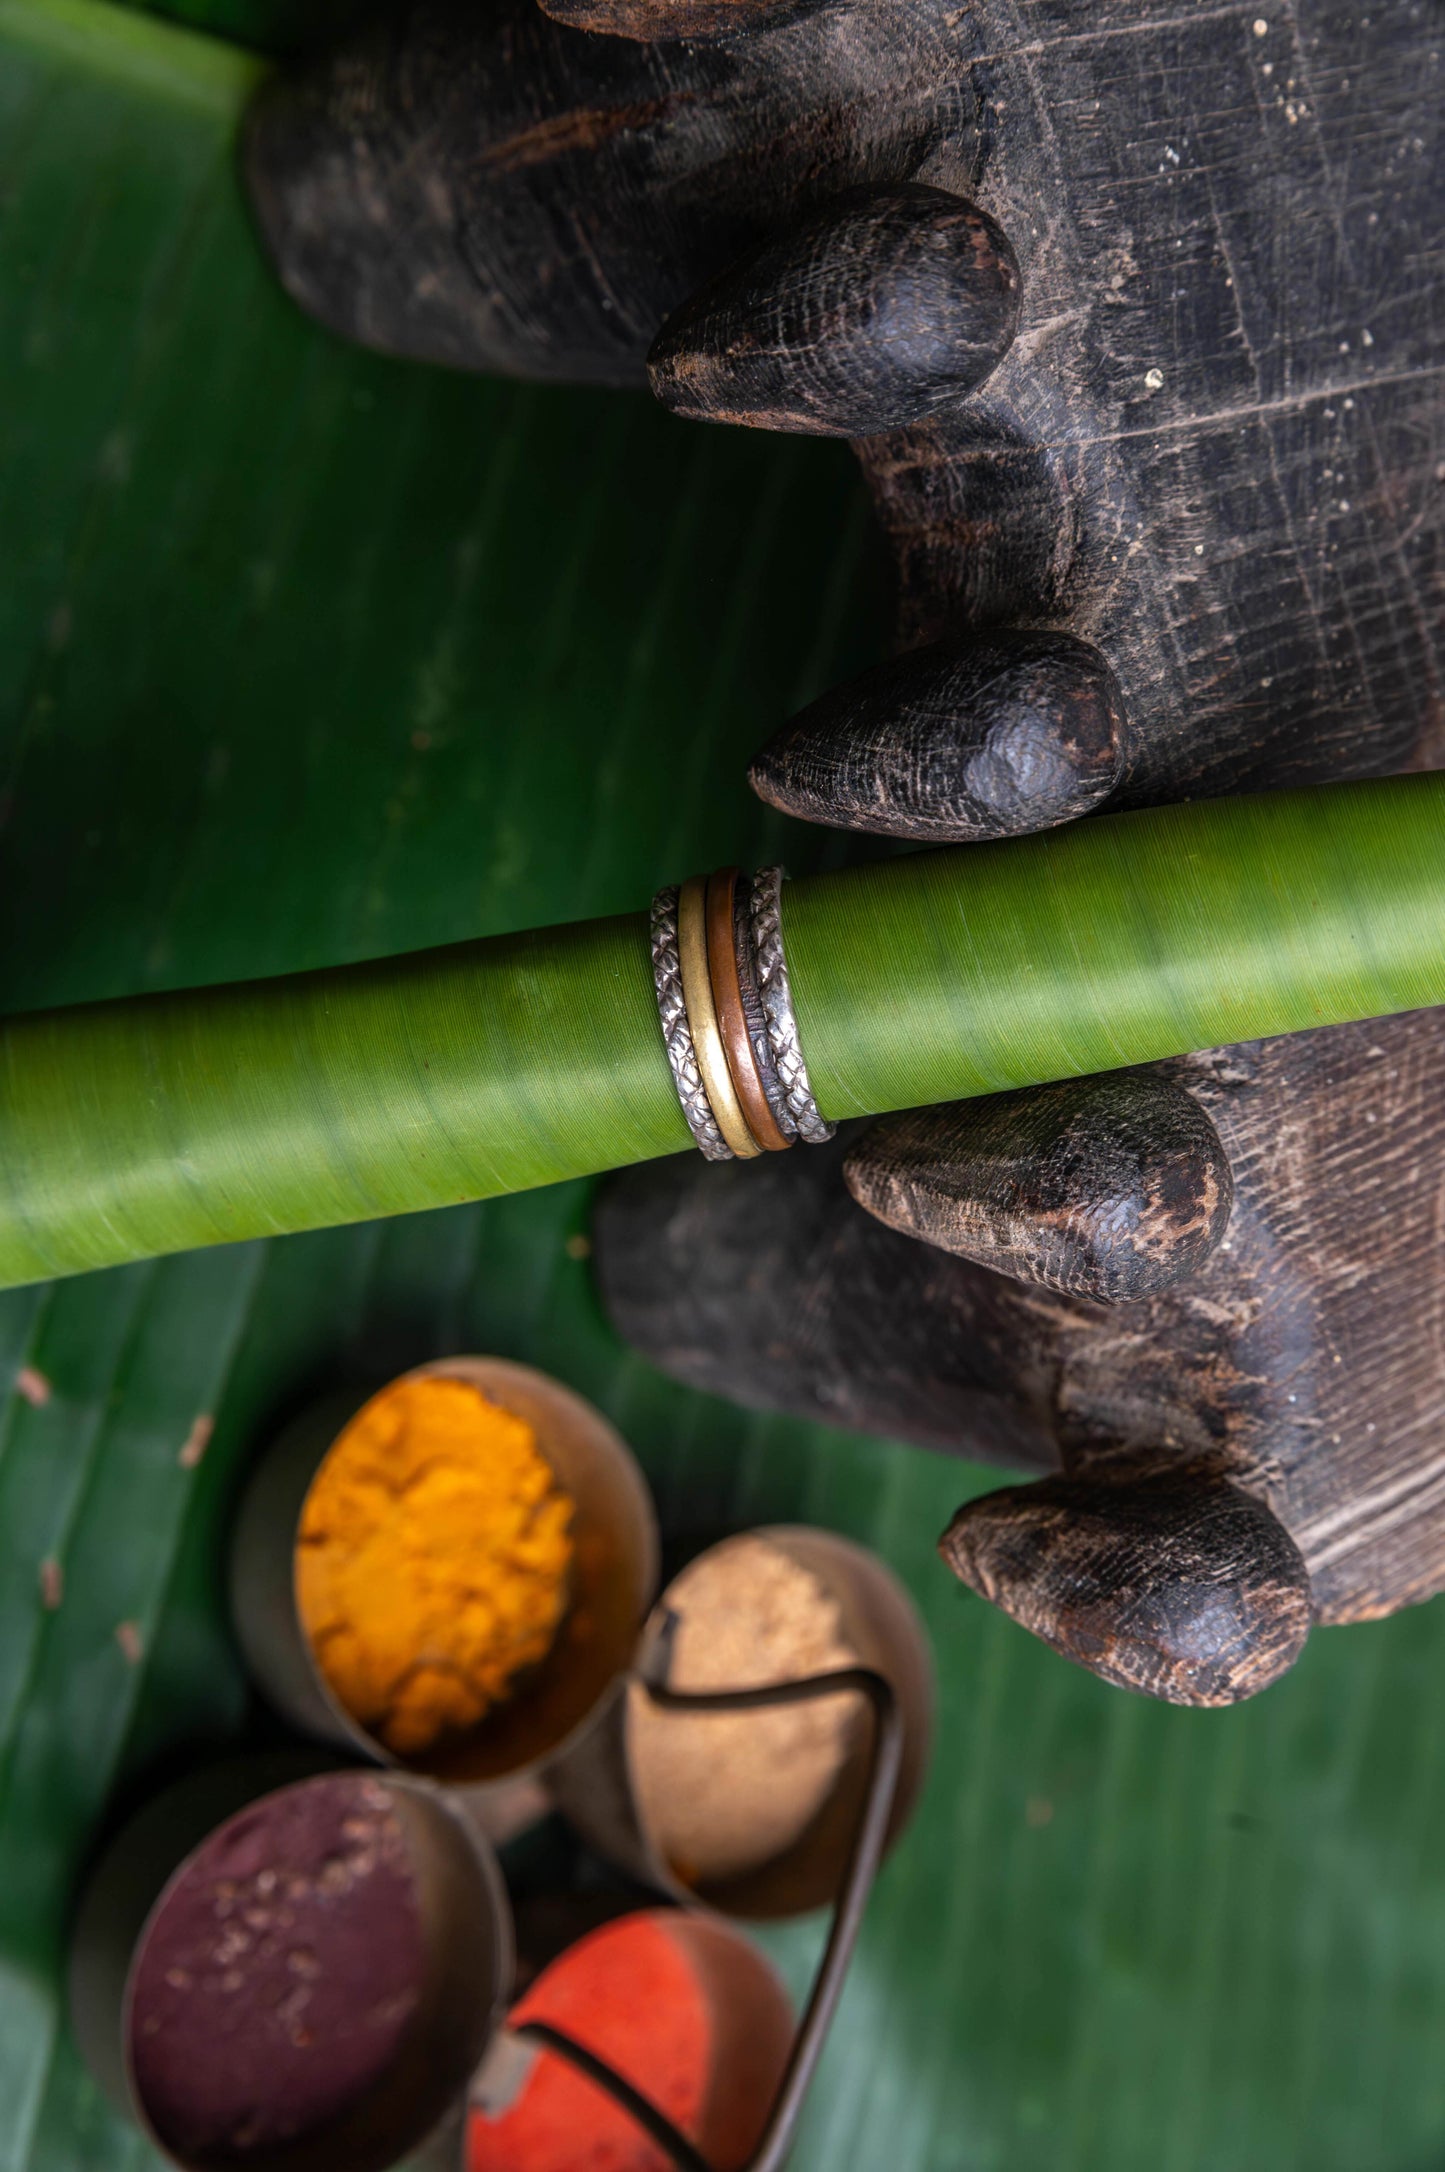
[295,1375,574,1757]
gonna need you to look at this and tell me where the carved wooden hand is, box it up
[247,0,1444,1704]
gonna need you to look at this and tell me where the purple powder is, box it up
[128,1774,426,2160]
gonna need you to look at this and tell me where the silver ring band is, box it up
[733,875,798,1145]
[749,866,836,1145]
[650,885,734,1161]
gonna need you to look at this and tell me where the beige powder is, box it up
[628,1535,863,1888]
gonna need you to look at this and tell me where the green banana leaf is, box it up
[2,4,1444,2169]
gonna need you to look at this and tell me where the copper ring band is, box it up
[706,868,793,1153]
[677,876,764,1160]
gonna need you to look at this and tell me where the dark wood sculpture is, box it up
[245,0,1444,1703]
[596,1008,1445,1700]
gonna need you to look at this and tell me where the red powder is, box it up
[469,1913,714,2172]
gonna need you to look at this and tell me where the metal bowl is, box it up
[228,1357,660,1787]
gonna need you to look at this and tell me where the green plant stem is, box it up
[0,773,1439,1289]
[790,771,1445,1116]
[0,915,688,1287]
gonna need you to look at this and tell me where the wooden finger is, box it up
[940,1463,1313,1705]
[750,632,1126,840]
[648,183,1019,437]
[845,1076,1233,1303]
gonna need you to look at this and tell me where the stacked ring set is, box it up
[651,865,835,1161]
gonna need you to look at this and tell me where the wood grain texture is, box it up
[647,184,1019,437]
[939,1462,1314,1706]
[845,1076,1233,1302]
[749,632,1125,839]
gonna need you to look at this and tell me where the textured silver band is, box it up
[749,865,836,1145]
[734,880,799,1147]
[650,885,734,1161]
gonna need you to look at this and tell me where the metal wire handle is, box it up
[511,1617,904,2172]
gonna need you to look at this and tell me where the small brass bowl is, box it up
[548,1524,933,1921]
[69,1762,511,2172]
[229,1358,659,1788]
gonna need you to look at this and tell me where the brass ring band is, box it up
[706,868,793,1153]
[677,875,764,1159]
